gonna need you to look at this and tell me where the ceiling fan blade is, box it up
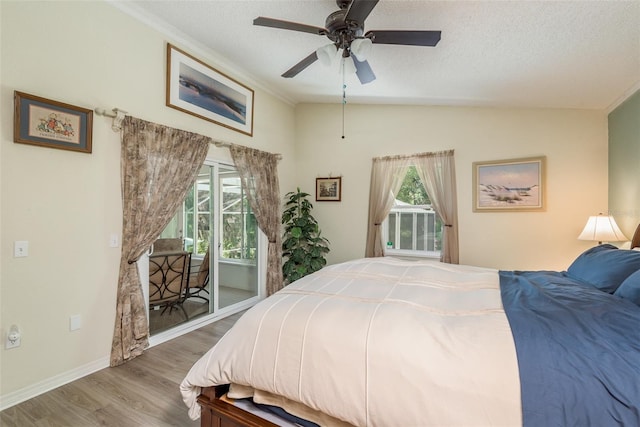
[366,30,441,47]
[353,57,376,84]
[253,17,326,36]
[282,51,319,78]
[345,0,379,24]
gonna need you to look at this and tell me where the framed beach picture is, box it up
[316,177,342,202]
[14,91,93,153]
[473,156,546,212]
[166,43,254,136]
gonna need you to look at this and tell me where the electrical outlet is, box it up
[6,325,21,349]
[14,241,29,258]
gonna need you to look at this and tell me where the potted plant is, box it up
[282,188,330,284]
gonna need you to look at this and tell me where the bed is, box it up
[181,225,640,426]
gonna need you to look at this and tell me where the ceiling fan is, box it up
[253,0,441,84]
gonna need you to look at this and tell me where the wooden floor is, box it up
[0,312,244,427]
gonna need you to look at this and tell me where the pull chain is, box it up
[342,57,346,139]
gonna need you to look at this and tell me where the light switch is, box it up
[70,315,82,331]
[109,233,119,248]
[14,241,29,258]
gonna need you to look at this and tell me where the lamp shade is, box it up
[316,44,337,66]
[350,38,372,61]
[578,214,628,243]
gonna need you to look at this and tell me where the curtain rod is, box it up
[213,141,283,160]
[95,107,282,160]
[95,108,128,132]
[373,149,455,162]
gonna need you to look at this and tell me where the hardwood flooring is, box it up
[0,311,244,426]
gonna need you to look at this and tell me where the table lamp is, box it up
[578,213,628,245]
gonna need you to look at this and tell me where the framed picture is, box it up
[316,177,342,202]
[166,43,254,136]
[13,91,93,153]
[473,156,546,212]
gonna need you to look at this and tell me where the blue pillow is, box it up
[614,269,640,305]
[566,244,640,293]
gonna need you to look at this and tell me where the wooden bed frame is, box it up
[197,384,279,427]
[632,224,640,250]
[197,223,640,427]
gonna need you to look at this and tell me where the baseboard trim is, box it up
[1,301,258,411]
[0,356,110,411]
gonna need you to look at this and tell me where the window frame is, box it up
[382,164,442,259]
[382,204,442,259]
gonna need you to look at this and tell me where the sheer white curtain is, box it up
[414,150,459,264]
[365,155,412,257]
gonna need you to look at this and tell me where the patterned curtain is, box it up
[414,150,459,264]
[365,155,412,257]
[110,116,209,366]
[229,145,283,296]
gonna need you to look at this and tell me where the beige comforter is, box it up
[181,257,522,426]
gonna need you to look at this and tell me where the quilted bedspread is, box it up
[180,258,521,426]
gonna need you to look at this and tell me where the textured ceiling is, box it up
[115,0,640,110]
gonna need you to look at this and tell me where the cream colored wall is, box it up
[294,103,608,271]
[0,1,295,401]
[0,0,612,409]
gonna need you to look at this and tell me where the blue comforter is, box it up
[500,271,640,426]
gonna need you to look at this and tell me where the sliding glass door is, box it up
[148,161,260,335]
[218,166,260,308]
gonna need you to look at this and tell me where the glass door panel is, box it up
[148,162,260,336]
[218,166,259,309]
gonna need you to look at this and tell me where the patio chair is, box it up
[186,248,210,304]
[148,251,191,319]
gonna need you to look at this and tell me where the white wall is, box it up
[0,1,295,403]
[294,103,609,271]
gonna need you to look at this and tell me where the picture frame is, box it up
[166,43,254,136]
[14,91,93,153]
[316,177,342,202]
[473,156,546,212]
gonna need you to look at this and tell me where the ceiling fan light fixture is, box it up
[350,37,372,61]
[253,1,441,83]
[316,44,338,66]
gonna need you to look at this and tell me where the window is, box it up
[220,172,256,262]
[384,166,442,258]
[160,166,257,263]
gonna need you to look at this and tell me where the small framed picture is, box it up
[14,91,93,153]
[473,156,546,212]
[166,43,254,136]
[316,177,342,202]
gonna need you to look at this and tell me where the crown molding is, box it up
[105,0,295,107]
[607,81,640,114]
